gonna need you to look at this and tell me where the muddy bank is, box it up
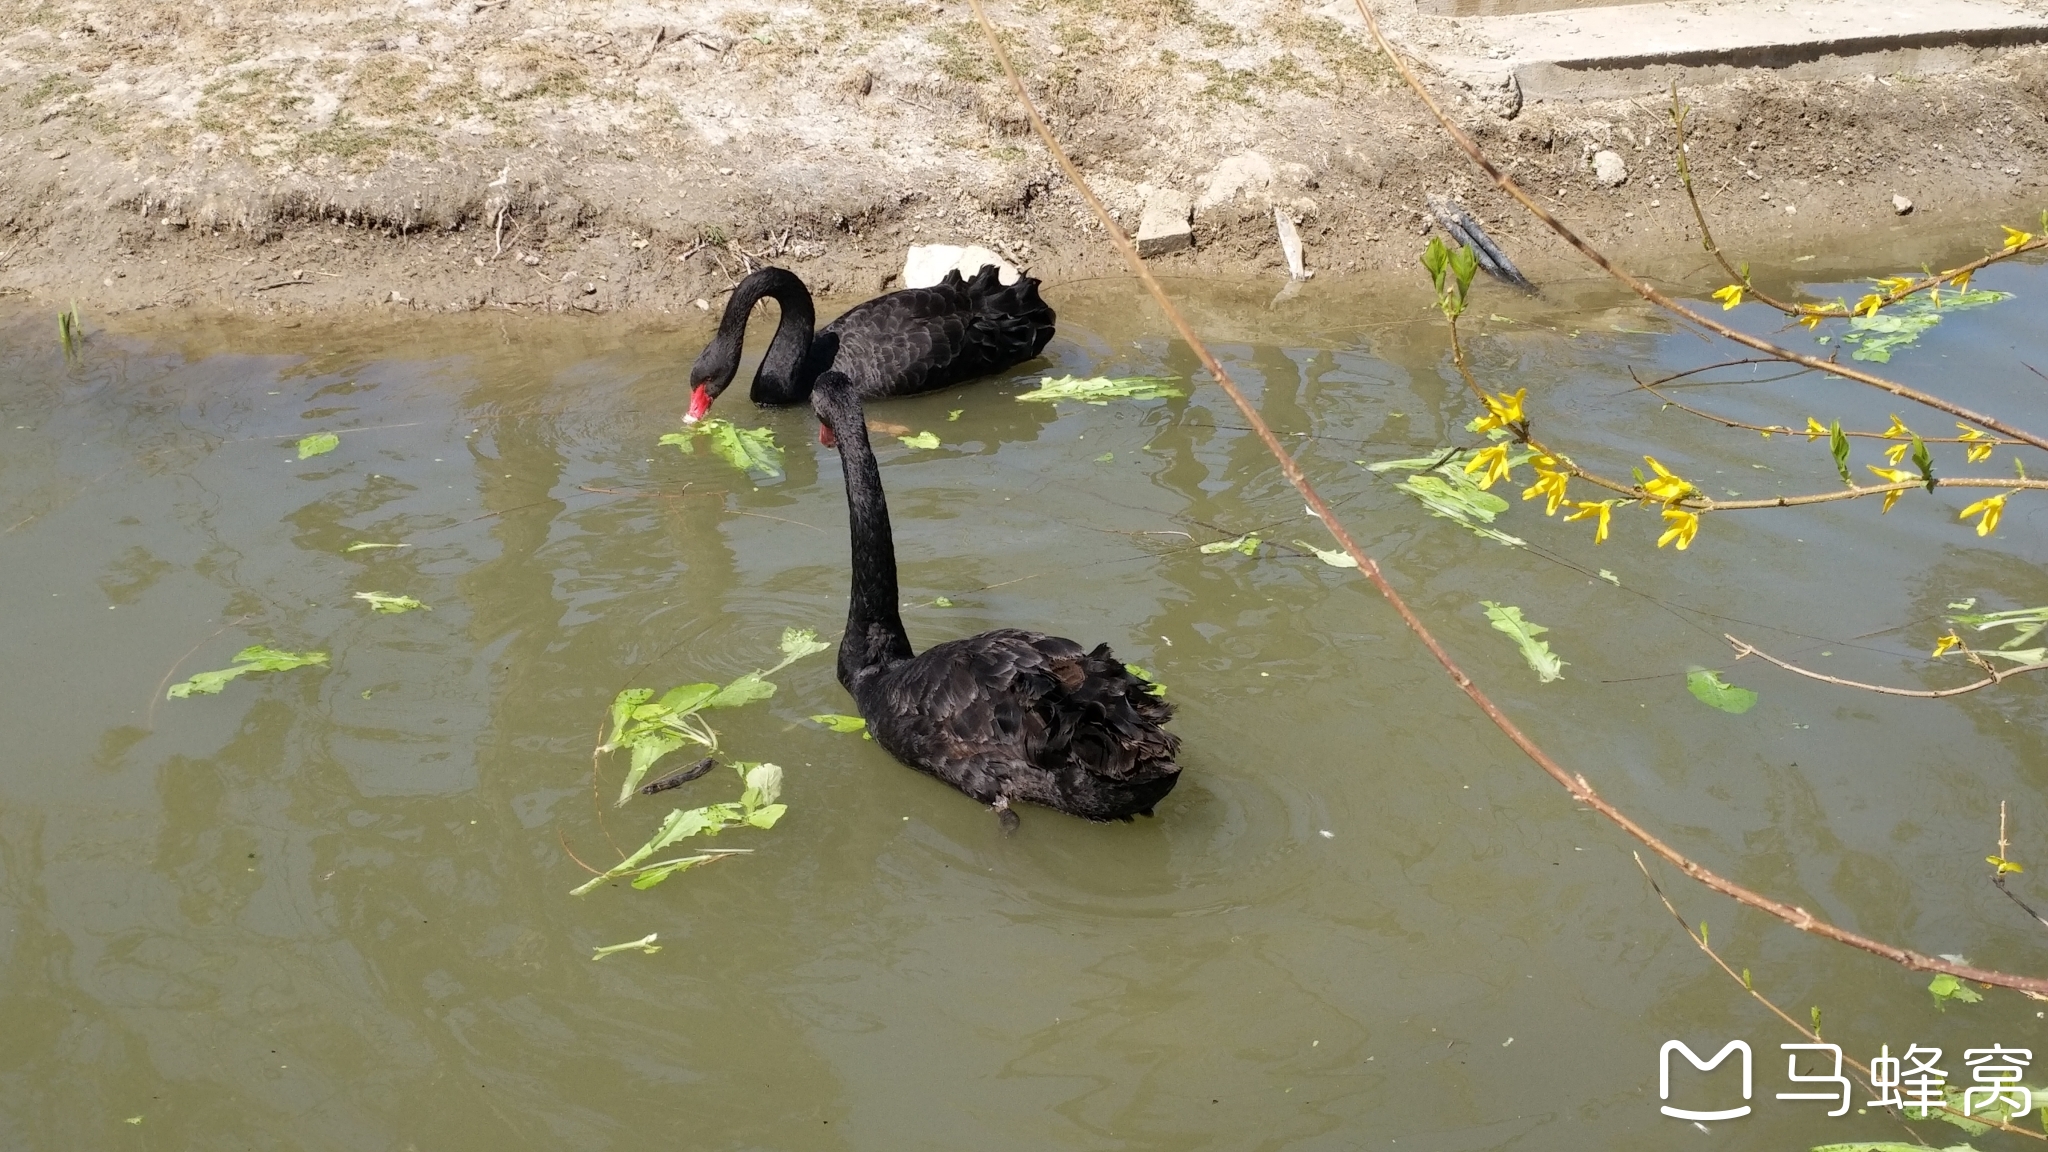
[4,0,2048,323]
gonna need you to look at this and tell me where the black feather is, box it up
[812,374,1181,824]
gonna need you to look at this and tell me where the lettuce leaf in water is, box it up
[661,419,784,479]
[1016,375,1182,404]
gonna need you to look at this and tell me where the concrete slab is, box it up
[1339,0,2048,101]
[1136,189,1195,257]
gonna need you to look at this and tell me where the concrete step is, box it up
[1337,0,2048,101]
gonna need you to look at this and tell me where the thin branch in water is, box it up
[1992,800,2048,934]
[1727,633,2048,698]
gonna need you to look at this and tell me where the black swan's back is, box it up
[817,265,1056,400]
[854,629,1181,822]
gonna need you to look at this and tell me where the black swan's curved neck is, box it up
[822,382,913,687]
[708,268,817,405]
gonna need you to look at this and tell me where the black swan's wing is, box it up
[818,267,1056,399]
[863,628,1180,820]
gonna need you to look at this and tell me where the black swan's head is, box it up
[810,371,859,450]
[682,339,740,425]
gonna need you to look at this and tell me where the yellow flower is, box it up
[1959,493,2008,537]
[1657,508,1701,551]
[1867,466,1913,512]
[1797,311,1824,330]
[1989,855,2026,875]
[1948,267,1975,292]
[1881,414,1911,439]
[1712,284,1744,310]
[1957,424,1994,464]
[2004,226,2035,250]
[1932,632,1963,658]
[1472,388,1527,433]
[1463,443,1513,490]
[1803,417,1830,442]
[1874,276,1915,296]
[1563,500,1615,544]
[1854,294,1883,317]
[1641,456,1694,503]
[1522,464,1571,516]
[1885,441,1912,466]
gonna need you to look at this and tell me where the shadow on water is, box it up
[5,224,2048,1149]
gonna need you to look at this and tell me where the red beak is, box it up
[817,423,838,448]
[684,384,713,423]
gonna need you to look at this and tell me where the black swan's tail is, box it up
[959,263,1057,378]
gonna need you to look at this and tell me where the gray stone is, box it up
[1195,152,1274,213]
[1893,193,1915,215]
[1592,149,1628,188]
[1136,189,1194,257]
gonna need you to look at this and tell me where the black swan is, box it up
[812,371,1181,830]
[683,265,1056,434]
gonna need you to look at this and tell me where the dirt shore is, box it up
[4,0,2048,324]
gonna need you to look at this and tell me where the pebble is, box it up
[582,282,598,294]
[1592,149,1627,188]
[1893,194,1914,215]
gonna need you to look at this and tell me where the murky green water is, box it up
[6,238,2048,1151]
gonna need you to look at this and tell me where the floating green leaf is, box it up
[660,419,783,479]
[1597,570,1620,585]
[572,762,785,894]
[344,541,406,553]
[1948,604,2048,654]
[1015,374,1183,404]
[1686,668,1758,714]
[1293,540,1358,568]
[1842,288,2010,363]
[1480,602,1563,682]
[932,596,954,608]
[1095,451,1114,462]
[947,409,963,421]
[1199,533,1260,556]
[1125,664,1167,697]
[600,629,829,803]
[899,430,940,449]
[1370,451,1527,548]
[1928,972,1984,1009]
[297,433,340,460]
[354,591,428,614]
[591,933,662,960]
[809,713,868,734]
[167,646,328,699]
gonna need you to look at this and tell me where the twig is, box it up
[1635,852,2048,1140]
[1992,801,2048,933]
[1727,632,2048,698]
[978,0,2048,997]
[1632,371,2011,445]
[1351,0,2048,454]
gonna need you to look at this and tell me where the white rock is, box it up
[901,244,1019,289]
[1136,189,1194,257]
[1893,194,1914,215]
[1195,152,1274,212]
[1592,150,1628,188]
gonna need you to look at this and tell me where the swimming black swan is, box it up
[682,265,1056,431]
[812,372,1181,830]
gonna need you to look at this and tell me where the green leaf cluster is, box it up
[1946,604,2048,664]
[1199,533,1260,556]
[600,629,830,804]
[660,419,784,478]
[297,433,340,460]
[1927,972,1984,1008]
[1835,288,2010,363]
[1015,375,1183,404]
[899,430,941,449]
[809,713,870,738]
[1421,236,1480,319]
[1369,451,1527,548]
[571,762,789,894]
[167,646,329,699]
[1686,668,1758,714]
[1480,602,1563,682]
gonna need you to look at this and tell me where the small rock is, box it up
[717,167,733,177]
[388,290,409,304]
[582,282,598,294]
[521,252,541,266]
[1893,194,1914,215]
[1784,204,1796,215]
[1592,150,1627,188]
[693,297,710,311]
[1135,188,1195,257]
[902,244,1019,288]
